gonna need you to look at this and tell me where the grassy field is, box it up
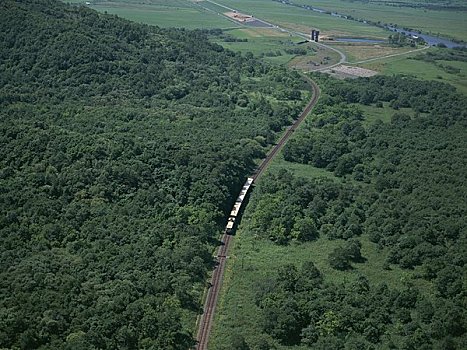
[215,28,302,60]
[266,153,342,181]
[292,0,467,42]
[213,0,390,39]
[74,0,345,67]
[73,0,467,43]
[360,50,467,94]
[213,27,346,67]
[287,46,342,71]
[328,42,417,63]
[83,0,236,28]
[358,102,403,125]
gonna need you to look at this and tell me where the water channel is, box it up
[386,26,466,48]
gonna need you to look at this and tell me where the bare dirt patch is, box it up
[323,65,378,79]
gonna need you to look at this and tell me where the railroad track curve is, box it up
[195,75,320,350]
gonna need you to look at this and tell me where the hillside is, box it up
[0,1,308,349]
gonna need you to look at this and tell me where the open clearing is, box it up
[327,42,418,63]
[234,27,289,38]
[214,28,306,63]
[82,1,467,42]
[323,64,378,78]
[211,0,390,39]
[212,27,345,67]
[288,46,342,71]
[79,1,467,95]
[361,51,467,95]
[85,0,235,28]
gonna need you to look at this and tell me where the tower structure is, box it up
[311,29,320,42]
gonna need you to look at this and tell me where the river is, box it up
[386,26,466,48]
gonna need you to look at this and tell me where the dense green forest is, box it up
[246,75,467,348]
[0,1,308,349]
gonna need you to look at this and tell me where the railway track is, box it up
[195,76,320,350]
[253,76,320,181]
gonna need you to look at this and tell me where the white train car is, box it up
[225,177,254,233]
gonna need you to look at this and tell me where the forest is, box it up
[245,74,467,349]
[0,1,308,349]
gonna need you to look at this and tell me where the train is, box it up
[225,177,254,233]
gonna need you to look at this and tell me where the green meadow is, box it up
[215,28,303,62]
[357,102,418,126]
[360,50,467,95]
[79,0,392,40]
[213,27,346,67]
[82,0,236,28]
[293,0,467,42]
[72,1,467,43]
[212,0,390,39]
[329,42,418,64]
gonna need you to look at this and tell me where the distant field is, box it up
[72,1,467,92]
[328,42,417,63]
[360,50,467,94]
[288,46,342,71]
[208,0,390,39]
[215,28,299,58]
[293,0,467,42]
[213,27,344,68]
[82,0,236,28]
[71,1,466,44]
